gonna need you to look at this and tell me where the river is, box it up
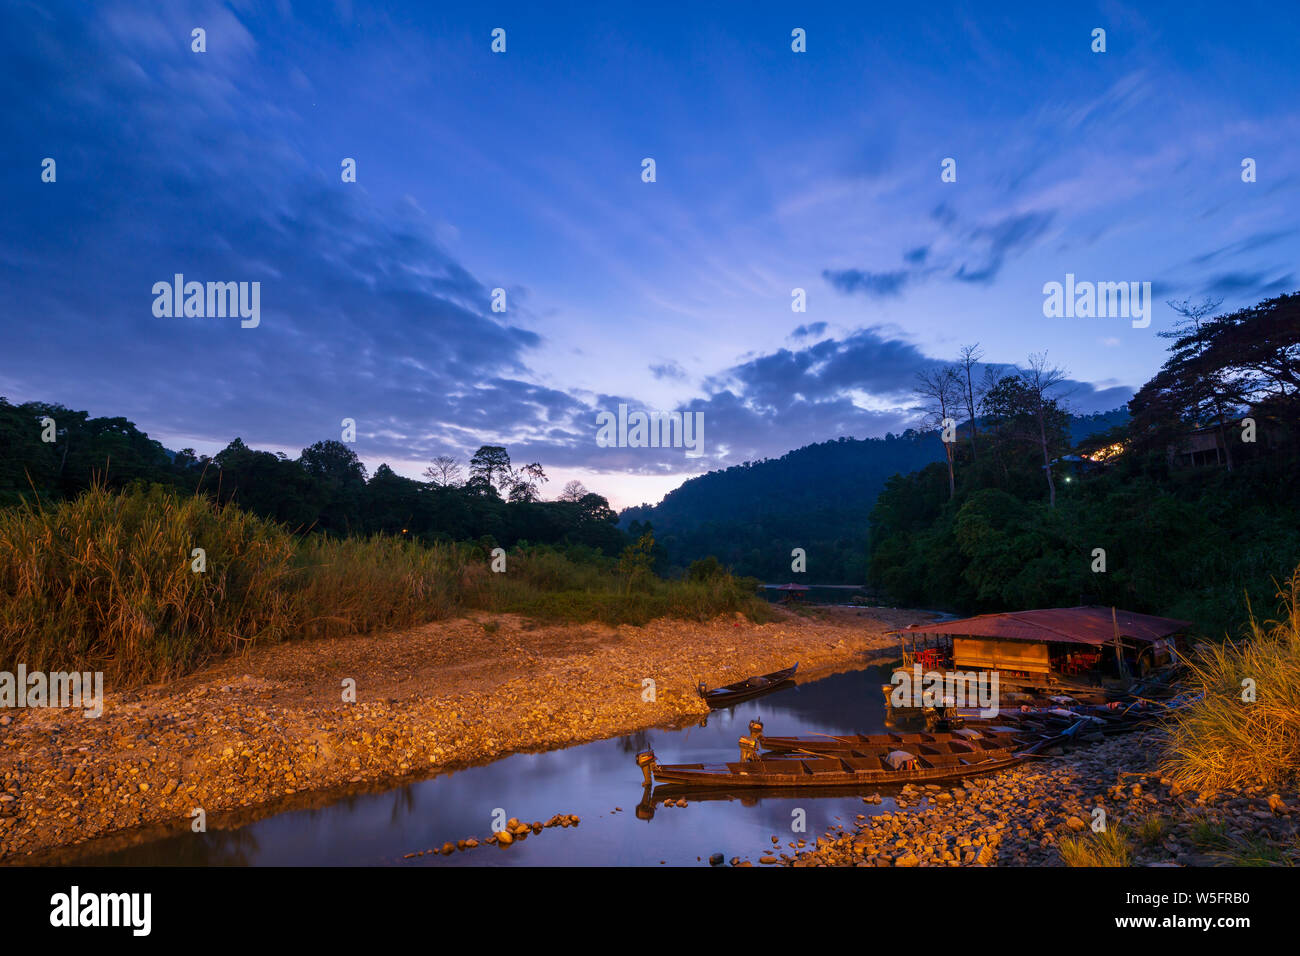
[52,664,904,866]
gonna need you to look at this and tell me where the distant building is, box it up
[1169,410,1288,468]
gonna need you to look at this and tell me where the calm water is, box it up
[54,665,904,866]
[760,585,878,605]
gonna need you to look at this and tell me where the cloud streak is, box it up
[3,1,1296,505]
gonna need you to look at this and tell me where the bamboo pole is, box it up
[1112,606,1132,686]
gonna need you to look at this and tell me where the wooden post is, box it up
[1112,606,1131,685]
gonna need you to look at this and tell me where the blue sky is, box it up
[3,1,1298,508]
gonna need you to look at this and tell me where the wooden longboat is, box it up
[949,700,1168,736]
[757,725,1047,757]
[697,663,798,708]
[635,723,1078,789]
[644,749,1028,788]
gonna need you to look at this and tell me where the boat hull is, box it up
[650,752,1029,788]
[700,663,799,708]
[645,726,1070,789]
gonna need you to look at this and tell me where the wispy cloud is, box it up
[3,0,1298,506]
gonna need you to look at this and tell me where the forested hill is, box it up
[620,409,1130,583]
[1066,409,1133,445]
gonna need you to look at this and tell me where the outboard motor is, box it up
[925,704,964,732]
[636,750,657,787]
[635,785,656,820]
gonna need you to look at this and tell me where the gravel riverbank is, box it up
[1,605,917,861]
[763,728,1300,867]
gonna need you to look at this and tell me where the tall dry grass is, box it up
[1,485,772,685]
[1057,827,1133,867]
[291,534,466,640]
[0,485,299,682]
[1161,567,1300,791]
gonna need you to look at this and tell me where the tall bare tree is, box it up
[1020,352,1070,508]
[558,479,589,502]
[423,454,463,487]
[977,363,1004,400]
[958,343,984,461]
[915,365,963,500]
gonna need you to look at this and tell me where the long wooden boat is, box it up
[756,722,1079,757]
[993,706,1150,736]
[697,663,798,708]
[942,694,1188,737]
[640,746,1024,789]
[635,721,1080,789]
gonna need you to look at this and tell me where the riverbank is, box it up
[768,727,1300,867]
[0,604,918,861]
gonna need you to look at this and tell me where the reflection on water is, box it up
[51,666,899,866]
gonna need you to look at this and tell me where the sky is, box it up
[3,1,1298,509]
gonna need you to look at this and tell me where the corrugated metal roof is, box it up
[888,606,1192,647]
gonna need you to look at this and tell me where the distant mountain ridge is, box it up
[620,408,1130,583]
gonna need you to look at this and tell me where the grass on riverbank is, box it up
[1058,815,1299,866]
[0,485,772,684]
[1189,820,1298,866]
[465,546,773,626]
[1057,826,1133,867]
[1161,567,1300,793]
